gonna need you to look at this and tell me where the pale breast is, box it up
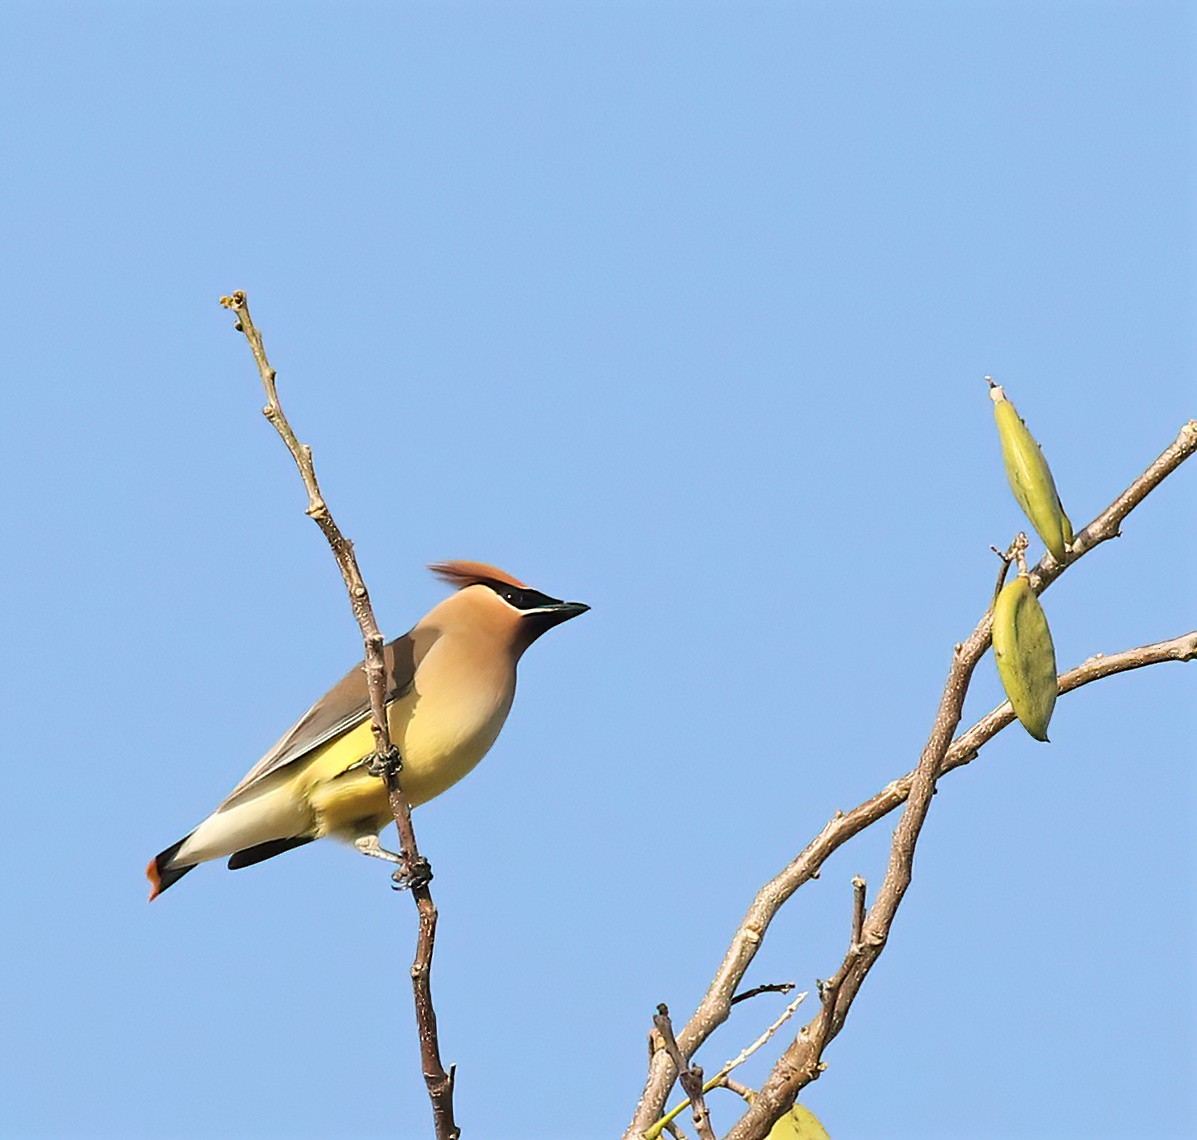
[389,635,516,807]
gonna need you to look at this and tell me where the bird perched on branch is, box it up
[147,561,588,899]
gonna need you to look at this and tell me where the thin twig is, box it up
[1012,532,1030,576]
[219,292,459,1140]
[719,1077,755,1102]
[653,1006,716,1140]
[624,418,1197,1139]
[644,993,808,1140]
[731,983,797,1007]
[714,993,809,1087]
[990,534,1021,603]
[850,878,866,950]
[218,291,394,758]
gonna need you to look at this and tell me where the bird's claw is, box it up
[391,856,433,892]
[367,746,403,779]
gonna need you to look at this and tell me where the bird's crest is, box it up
[429,560,529,590]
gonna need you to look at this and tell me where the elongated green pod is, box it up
[991,383,1074,561]
[992,574,1058,742]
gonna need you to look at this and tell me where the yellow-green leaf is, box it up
[767,1102,832,1140]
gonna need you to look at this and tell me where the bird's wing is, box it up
[217,628,435,810]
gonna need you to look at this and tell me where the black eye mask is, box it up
[482,580,563,610]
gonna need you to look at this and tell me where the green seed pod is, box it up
[991,383,1074,561]
[992,574,1058,742]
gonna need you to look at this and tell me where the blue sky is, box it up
[1,4,1193,1138]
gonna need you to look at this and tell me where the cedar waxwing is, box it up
[147,561,588,899]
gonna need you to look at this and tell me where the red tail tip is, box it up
[145,857,163,902]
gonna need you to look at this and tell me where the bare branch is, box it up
[720,626,1196,1140]
[849,877,866,950]
[731,983,797,1007]
[218,291,393,757]
[646,993,808,1140]
[719,993,809,1078]
[653,1006,716,1140]
[625,419,1197,1138]
[720,1077,755,1102]
[728,645,988,1135]
[219,292,459,1140]
[988,534,1024,604]
[1012,531,1030,576]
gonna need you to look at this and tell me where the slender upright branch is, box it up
[725,608,993,1138]
[849,878,866,949]
[653,1006,716,1140]
[219,291,393,751]
[219,292,459,1140]
[625,419,1197,1138]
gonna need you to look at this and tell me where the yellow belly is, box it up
[293,682,510,840]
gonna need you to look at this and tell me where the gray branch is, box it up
[625,419,1197,1139]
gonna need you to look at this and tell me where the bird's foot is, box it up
[391,856,433,892]
[367,746,403,779]
[353,834,403,864]
[353,836,432,890]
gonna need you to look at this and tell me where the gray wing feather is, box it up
[217,630,431,810]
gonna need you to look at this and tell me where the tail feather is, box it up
[227,836,315,870]
[146,835,197,901]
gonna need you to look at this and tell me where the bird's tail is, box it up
[146,835,197,901]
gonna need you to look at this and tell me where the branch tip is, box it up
[226,293,457,1139]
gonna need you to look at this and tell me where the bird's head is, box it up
[428,560,589,655]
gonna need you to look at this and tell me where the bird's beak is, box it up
[536,600,590,628]
[517,599,590,646]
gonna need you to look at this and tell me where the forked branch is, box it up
[627,419,1197,1139]
[722,624,1194,1139]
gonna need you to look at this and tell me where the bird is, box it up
[146,560,588,899]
